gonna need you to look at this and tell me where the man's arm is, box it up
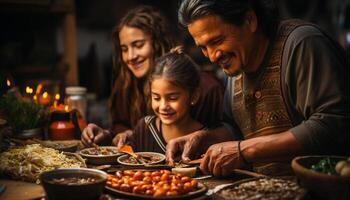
[283,26,350,155]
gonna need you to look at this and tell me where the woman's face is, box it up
[151,78,192,126]
[119,26,154,78]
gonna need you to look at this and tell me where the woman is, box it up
[81,5,224,148]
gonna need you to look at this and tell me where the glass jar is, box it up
[65,86,87,120]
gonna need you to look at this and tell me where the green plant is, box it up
[0,91,48,133]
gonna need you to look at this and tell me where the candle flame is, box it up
[33,95,37,101]
[55,94,60,100]
[64,105,69,112]
[6,79,11,87]
[36,84,43,94]
[42,92,48,99]
[26,86,33,94]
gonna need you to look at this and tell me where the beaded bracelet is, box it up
[238,140,250,165]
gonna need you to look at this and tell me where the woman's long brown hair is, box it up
[110,5,176,128]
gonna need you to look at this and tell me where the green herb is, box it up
[0,91,48,133]
[311,157,337,175]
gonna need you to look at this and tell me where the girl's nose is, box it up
[160,100,170,110]
[127,48,137,61]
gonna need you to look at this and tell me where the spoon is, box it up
[119,144,146,164]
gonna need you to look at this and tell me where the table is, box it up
[0,174,250,200]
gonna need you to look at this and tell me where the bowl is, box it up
[79,146,123,165]
[117,152,166,166]
[292,155,350,200]
[40,168,107,200]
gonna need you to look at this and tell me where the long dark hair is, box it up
[178,0,279,38]
[110,5,176,127]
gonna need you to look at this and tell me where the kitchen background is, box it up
[1,0,350,128]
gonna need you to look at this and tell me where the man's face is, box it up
[188,15,256,76]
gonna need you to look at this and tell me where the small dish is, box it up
[117,152,166,166]
[79,146,123,165]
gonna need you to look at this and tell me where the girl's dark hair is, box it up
[149,46,200,94]
[110,5,176,127]
[178,0,279,38]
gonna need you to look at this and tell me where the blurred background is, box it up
[1,0,350,128]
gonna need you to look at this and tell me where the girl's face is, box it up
[151,78,192,125]
[119,26,154,78]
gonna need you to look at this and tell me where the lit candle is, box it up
[38,91,51,105]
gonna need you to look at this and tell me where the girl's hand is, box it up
[81,123,108,147]
[112,129,133,149]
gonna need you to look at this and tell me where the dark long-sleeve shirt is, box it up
[223,24,350,155]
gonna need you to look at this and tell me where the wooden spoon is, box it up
[119,144,146,164]
[183,158,266,178]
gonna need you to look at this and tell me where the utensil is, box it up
[184,158,265,178]
[119,144,146,164]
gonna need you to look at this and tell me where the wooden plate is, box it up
[105,182,207,200]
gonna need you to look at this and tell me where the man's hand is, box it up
[200,141,246,177]
[166,129,209,166]
[112,129,133,149]
[81,123,108,147]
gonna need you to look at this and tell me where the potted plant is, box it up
[0,90,48,139]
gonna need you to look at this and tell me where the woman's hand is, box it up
[81,123,110,147]
[112,129,133,149]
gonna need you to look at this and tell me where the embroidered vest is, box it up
[231,20,310,175]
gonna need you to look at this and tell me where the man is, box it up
[166,0,350,176]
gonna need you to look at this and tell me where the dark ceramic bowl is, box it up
[292,156,350,200]
[40,168,107,200]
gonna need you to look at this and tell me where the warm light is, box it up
[33,95,37,101]
[64,105,69,112]
[36,84,43,94]
[55,94,60,100]
[26,86,33,94]
[6,79,11,87]
[42,92,48,99]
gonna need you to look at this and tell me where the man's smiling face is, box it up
[188,14,256,76]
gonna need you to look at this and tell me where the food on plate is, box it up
[117,152,165,166]
[171,167,197,178]
[311,156,350,177]
[123,154,162,164]
[216,178,305,200]
[48,177,98,185]
[106,170,199,197]
[0,144,85,183]
[81,147,119,156]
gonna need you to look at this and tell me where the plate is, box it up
[105,182,207,200]
[117,152,166,166]
[79,146,123,165]
[214,176,307,200]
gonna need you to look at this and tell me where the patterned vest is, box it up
[231,20,309,175]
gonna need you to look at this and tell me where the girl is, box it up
[127,46,205,153]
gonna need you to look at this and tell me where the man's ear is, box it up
[190,88,201,106]
[246,10,258,33]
